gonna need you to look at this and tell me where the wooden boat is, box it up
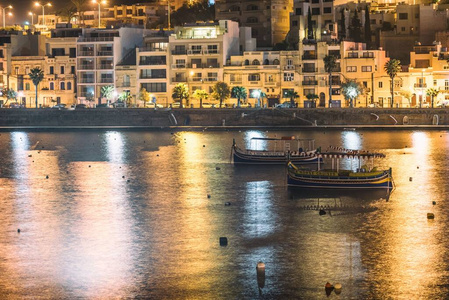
[232,136,321,165]
[287,146,394,190]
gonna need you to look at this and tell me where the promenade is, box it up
[1,108,448,130]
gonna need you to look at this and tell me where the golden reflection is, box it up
[104,131,124,164]
[341,131,362,170]
[244,130,267,150]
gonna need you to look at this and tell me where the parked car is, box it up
[171,102,183,108]
[239,103,252,108]
[73,104,87,109]
[113,102,125,108]
[51,103,67,109]
[275,101,294,108]
[146,102,163,108]
[9,102,24,108]
[96,103,111,108]
[201,102,215,108]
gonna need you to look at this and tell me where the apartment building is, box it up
[103,3,168,28]
[215,0,293,48]
[136,34,170,107]
[76,27,145,104]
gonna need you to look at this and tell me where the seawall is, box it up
[0,108,448,129]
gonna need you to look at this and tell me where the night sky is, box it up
[9,0,147,25]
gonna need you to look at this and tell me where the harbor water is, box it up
[0,129,448,299]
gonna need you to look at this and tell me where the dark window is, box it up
[312,8,320,15]
[399,13,408,20]
[50,82,54,90]
[292,21,298,26]
[247,4,258,10]
[60,66,65,74]
[126,9,132,14]
[60,82,65,90]
[117,10,122,15]
[67,82,72,90]
[71,66,75,74]
[49,66,54,74]
[229,5,240,12]
[69,48,76,58]
[323,7,332,14]
[312,0,319,3]
[140,69,166,79]
[140,56,166,65]
[141,83,166,93]
[52,48,65,56]
[296,8,301,15]
[247,17,258,23]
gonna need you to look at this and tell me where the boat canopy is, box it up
[321,146,386,159]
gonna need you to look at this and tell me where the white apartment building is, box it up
[76,27,145,104]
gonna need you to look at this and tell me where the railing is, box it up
[171,50,187,55]
[78,64,95,70]
[302,68,317,73]
[230,80,242,84]
[187,50,203,55]
[172,64,186,69]
[302,80,318,86]
[203,50,219,54]
[414,83,427,88]
[121,82,131,87]
[140,75,166,79]
[191,77,203,82]
[172,77,187,82]
[139,47,167,52]
[97,51,113,56]
[302,54,317,60]
[98,64,113,69]
[203,77,218,82]
[264,82,278,86]
[78,37,115,42]
[78,51,94,56]
[284,65,295,70]
[249,81,259,84]
[100,78,114,83]
[362,52,374,58]
[187,63,220,68]
[79,78,95,83]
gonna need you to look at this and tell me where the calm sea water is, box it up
[0,129,448,299]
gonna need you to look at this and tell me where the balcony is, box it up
[264,82,279,87]
[203,77,218,82]
[78,64,95,70]
[172,64,186,69]
[230,80,242,84]
[140,75,166,79]
[171,50,187,55]
[414,83,427,88]
[98,64,113,69]
[78,51,94,56]
[139,47,167,52]
[284,65,295,70]
[302,54,317,60]
[187,50,203,55]
[187,63,220,68]
[78,37,115,42]
[302,68,317,73]
[302,80,318,86]
[172,77,187,82]
[190,77,203,82]
[79,78,95,83]
[97,51,113,56]
[203,50,219,55]
[249,81,259,85]
[100,78,114,83]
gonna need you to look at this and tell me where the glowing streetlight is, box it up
[92,0,107,28]
[2,5,12,28]
[35,2,51,26]
[28,12,35,26]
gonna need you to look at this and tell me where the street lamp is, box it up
[35,2,51,26]
[92,0,107,28]
[252,89,261,107]
[2,5,12,28]
[28,12,35,26]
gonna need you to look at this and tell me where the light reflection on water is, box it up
[0,130,448,298]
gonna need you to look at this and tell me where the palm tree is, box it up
[71,0,87,25]
[192,89,209,108]
[231,86,247,107]
[426,88,439,108]
[172,83,189,108]
[101,85,114,106]
[28,67,44,108]
[4,88,17,106]
[306,93,319,107]
[341,80,362,108]
[285,90,299,108]
[324,55,337,108]
[212,81,230,108]
[384,59,401,108]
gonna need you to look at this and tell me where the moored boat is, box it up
[232,136,321,165]
[287,147,394,190]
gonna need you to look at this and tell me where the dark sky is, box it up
[10,0,144,25]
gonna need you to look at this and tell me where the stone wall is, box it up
[0,108,448,128]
